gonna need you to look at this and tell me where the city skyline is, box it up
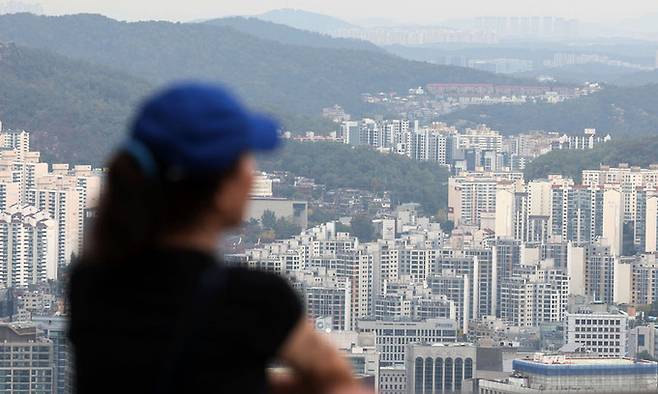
[1,3,658,392]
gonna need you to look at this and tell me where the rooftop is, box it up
[513,356,658,376]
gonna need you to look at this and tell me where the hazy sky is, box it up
[35,0,658,24]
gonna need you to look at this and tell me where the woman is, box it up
[69,83,370,394]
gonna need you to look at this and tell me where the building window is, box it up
[445,357,453,391]
[455,358,463,390]
[414,357,423,394]
[465,357,473,379]
[424,358,433,394]
[435,358,443,391]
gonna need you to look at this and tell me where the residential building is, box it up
[0,205,57,287]
[564,302,628,357]
[0,323,54,394]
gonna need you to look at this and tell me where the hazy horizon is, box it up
[22,0,658,25]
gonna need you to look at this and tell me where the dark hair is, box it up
[85,152,236,264]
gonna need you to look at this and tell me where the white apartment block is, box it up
[0,130,30,161]
[0,205,57,288]
[398,248,436,283]
[0,149,49,203]
[457,125,503,153]
[427,272,470,333]
[499,266,568,327]
[290,267,352,331]
[448,175,498,228]
[250,172,273,197]
[0,180,19,212]
[564,306,628,357]
[357,318,458,366]
[583,164,658,221]
[27,175,82,268]
[628,254,658,305]
[375,284,456,322]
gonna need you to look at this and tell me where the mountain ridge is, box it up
[257,8,355,34]
[205,16,381,52]
[0,42,151,163]
[0,13,516,128]
[441,84,658,135]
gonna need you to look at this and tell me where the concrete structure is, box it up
[582,164,658,222]
[630,254,658,305]
[498,266,568,327]
[478,354,658,393]
[32,316,71,394]
[325,331,380,392]
[448,175,499,228]
[602,189,624,256]
[628,324,656,359]
[564,303,628,358]
[27,174,84,267]
[375,284,456,322]
[290,267,352,331]
[357,318,459,366]
[407,342,476,394]
[250,172,273,197]
[0,180,19,212]
[380,364,406,394]
[0,205,57,287]
[246,197,308,229]
[428,273,471,333]
[0,323,54,394]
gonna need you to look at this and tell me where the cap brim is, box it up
[247,113,281,152]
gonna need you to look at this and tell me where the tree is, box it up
[350,215,375,242]
[261,210,277,229]
[273,217,301,239]
[335,222,351,233]
[259,141,450,215]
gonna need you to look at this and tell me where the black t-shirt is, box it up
[68,248,303,394]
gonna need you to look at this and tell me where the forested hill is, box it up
[256,8,355,34]
[524,135,658,182]
[0,13,516,128]
[442,84,658,135]
[205,17,381,52]
[0,43,150,164]
[258,141,449,215]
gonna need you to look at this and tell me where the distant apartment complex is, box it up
[0,127,102,284]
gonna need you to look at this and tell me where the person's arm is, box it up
[276,318,372,394]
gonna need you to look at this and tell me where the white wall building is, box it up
[0,204,57,287]
[564,304,628,358]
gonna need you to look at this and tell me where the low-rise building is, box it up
[478,354,658,393]
[406,342,476,394]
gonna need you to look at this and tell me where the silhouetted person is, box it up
[69,83,371,394]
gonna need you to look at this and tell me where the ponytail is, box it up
[85,152,230,264]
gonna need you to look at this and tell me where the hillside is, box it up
[514,64,640,84]
[524,135,658,181]
[442,84,658,135]
[614,69,658,86]
[0,13,515,131]
[0,43,150,164]
[257,8,354,34]
[206,17,381,52]
[258,141,449,215]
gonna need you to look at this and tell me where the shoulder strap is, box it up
[156,265,228,394]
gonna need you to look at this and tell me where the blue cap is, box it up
[124,82,280,178]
